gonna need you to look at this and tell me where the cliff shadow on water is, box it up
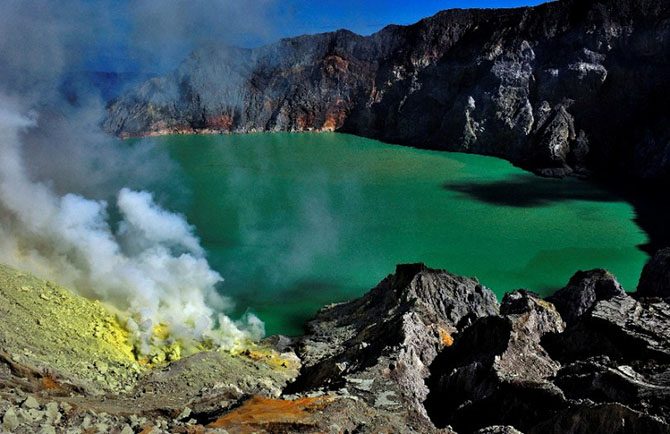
[618,180,670,255]
[444,174,670,256]
[444,173,617,207]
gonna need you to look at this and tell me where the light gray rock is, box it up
[2,407,19,431]
[476,426,524,434]
[38,425,56,434]
[44,402,60,424]
[22,396,40,410]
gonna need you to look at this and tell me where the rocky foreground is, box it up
[2,249,670,433]
[104,0,670,181]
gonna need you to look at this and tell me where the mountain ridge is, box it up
[104,0,670,181]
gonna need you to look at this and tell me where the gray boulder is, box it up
[547,269,625,325]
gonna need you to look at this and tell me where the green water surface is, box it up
[150,133,649,336]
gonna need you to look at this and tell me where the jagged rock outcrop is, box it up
[554,356,670,421]
[529,403,670,434]
[543,296,670,430]
[285,263,499,431]
[105,0,670,180]
[547,269,625,325]
[425,251,670,433]
[425,290,566,432]
[544,295,670,363]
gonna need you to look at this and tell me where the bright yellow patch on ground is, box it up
[0,264,291,395]
[232,345,301,372]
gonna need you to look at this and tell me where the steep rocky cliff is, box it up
[105,0,670,180]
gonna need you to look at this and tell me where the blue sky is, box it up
[280,0,549,37]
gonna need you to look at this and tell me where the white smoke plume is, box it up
[0,0,276,353]
[0,98,264,353]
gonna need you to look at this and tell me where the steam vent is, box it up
[1,0,670,432]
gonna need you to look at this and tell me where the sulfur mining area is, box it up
[2,249,670,433]
[0,263,302,433]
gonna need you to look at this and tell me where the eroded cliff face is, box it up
[105,0,670,180]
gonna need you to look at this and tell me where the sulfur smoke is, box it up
[0,0,278,353]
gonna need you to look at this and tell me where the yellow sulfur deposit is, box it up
[136,323,213,366]
[0,263,283,395]
[0,264,142,393]
[234,345,301,372]
[152,323,171,341]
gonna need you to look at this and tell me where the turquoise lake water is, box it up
[148,132,649,336]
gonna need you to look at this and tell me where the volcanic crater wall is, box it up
[105,0,670,180]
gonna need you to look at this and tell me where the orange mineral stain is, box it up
[439,327,454,347]
[208,396,332,433]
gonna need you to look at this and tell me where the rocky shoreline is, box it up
[2,248,670,433]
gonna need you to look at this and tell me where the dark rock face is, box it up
[546,269,625,325]
[554,357,670,421]
[105,0,670,180]
[638,247,670,298]
[545,295,670,363]
[425,290,566,432]
[425,268,670,433]
[529,403,670,434]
